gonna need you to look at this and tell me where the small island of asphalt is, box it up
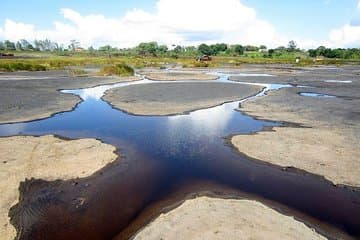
[102,82,262,115]
[229,65,360,187]
[0,70,140,124]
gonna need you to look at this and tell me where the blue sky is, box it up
[0,0,359,48]
[242,0,358,39]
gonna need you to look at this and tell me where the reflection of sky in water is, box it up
[211,72,273,77]
[61,79,151,100]
[0,72,292,159]
[299,92,336,98]
[168,102,235,136]
[0,123,26,135]
[324,80,352,83]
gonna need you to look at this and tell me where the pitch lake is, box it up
[0,72,359,239]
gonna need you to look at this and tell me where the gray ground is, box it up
[229,64,360,92]
[0,70,140,123]
[103,82,261,115]
[229,65,360,127]
[140,71,218,81]
[229,65,360,187]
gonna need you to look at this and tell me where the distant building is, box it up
[74,47,84,52]
[197,55,212,62]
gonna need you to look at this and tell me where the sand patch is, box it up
[103,82,261,115]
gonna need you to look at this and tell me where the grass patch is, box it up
[0,52,357,73]
[98,63,134,76]
[0,62,47,72]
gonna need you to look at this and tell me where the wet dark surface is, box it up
[0,74,359,239]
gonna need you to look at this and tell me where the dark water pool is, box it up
[0,73,359,239]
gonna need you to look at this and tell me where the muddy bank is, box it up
[103,82,262,115]
[143,71,218,81]
[232,85,360,187]
[133,196,326,240]
[0,135,117,240]
[0,70,140,123]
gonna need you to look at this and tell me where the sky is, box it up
[0,0,360,49]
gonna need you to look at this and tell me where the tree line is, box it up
[1,39,360,59]
[308,46,360,59]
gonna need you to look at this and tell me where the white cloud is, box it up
[0,0,358,48]
[1,19,36,40]
[157,0,256,32]
[0,0,288,48]
[329,24,360,47]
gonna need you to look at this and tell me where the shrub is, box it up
[0,62,47,72]
[193,61,209,68]
[99,63,134,76]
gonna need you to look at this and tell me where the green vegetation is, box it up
[99,63,135,77]
[308,46,360,59]
[0,62,47,72]
[1,39,360,72]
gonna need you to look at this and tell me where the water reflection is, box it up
[211,72,274,78]
[299,92,336,98]
[0,123,26,135]
[61,79,151,100]
[168,102,236,136]
[324,80,352,83]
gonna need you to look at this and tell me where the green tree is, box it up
[4,40,16,50]
[136,42,158,56]
[198,44,212,55]
[210,43,227,55]
[233,44,244,55]
[19,39,34,50]
[0,41,4,50]
[173,45,182,54]
[268,49,275,57]
[259,45,267,50]
[158,45,168,54]
[308,49,317,57]
[287,40,297,52]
